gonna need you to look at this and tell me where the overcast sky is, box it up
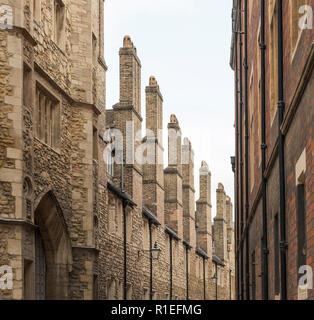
[103,0,235,218]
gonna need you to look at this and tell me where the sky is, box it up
[103,0,235,218]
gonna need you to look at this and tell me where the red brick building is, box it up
[230,0,313,300]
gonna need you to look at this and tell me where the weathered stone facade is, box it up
[0,0,235,300]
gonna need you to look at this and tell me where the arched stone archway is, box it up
[34,191,73,300]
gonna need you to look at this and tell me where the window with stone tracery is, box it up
[36,85,60,148]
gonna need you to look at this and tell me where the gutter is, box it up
[142,206,161,226]
[212,254,225,266]
[196,247,209,259]
[165,226,180,241]
[107,181,136,208]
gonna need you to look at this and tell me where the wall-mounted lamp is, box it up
[212,273,218,280]
[230,156,236,173]
[138,242,161,260]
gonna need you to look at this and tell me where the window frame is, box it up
[35,82,60,149]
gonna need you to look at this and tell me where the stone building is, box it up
[230,0,313,300]
[0,0,235,300]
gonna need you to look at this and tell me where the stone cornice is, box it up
[112,102,143,122]
[164,167,183,179]
[142,179,165,191]
[119,47,142,67]
[145,86,164,101]
[182,183,195,193]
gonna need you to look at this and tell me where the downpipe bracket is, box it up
[278,100,285,110]
[263,248,269,255]
[259,43,266,50]
[280,241,288,250]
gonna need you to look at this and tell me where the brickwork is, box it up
[231,0,314,300]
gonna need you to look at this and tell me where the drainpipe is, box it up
[229,269,232,300]
[260,0,269,300]
[120,150,127,300]
[276,0,287,300]
[234,14,240,301]
[243,0,250,301]
[149,220,153,300]
[238,0,244,300]
[215,263,218,300]
[169,236,173,300]
[123,201,127,300]
[203,258,206,300]
[185,244,189,300]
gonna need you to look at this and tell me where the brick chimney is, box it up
[213,183,228,262]
[119,35,141,115]
[196,161,212,256]
[164,115,183,238]
[226,196,234,265]
[182,138,196,247]
[112,36,143,203]
[143,76,165,225]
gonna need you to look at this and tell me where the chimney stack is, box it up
[182,138,196,247]
[143,76,164,225]
[196,161,212,256]
[164,115,183,238]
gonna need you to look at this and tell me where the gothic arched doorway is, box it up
[34,191,73,300]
